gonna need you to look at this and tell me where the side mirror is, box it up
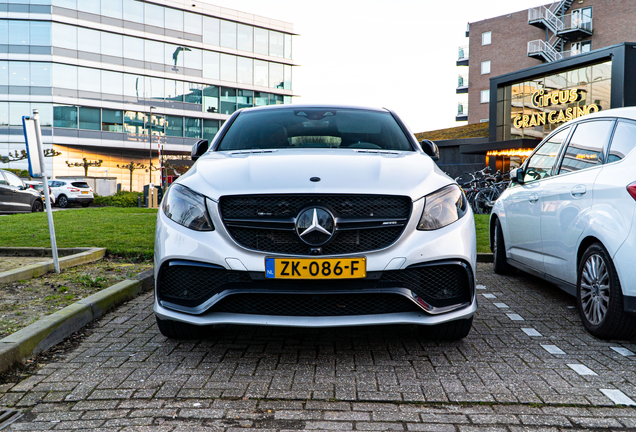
[420,139,439,161]
[510,167,524,184]
[191,139,209,161]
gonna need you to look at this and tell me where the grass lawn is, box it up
[0,207,492,258]
[474,214,491,254]
[0,207,157,259]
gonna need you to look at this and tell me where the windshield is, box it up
[216,108,413,151]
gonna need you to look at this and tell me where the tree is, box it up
[0,149,61,164]
[65,158,103,176]
[117,161,146,191]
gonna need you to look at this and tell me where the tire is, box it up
[577,243,636,340]
[57,195,69,208]
[417,316,473,340]
[156,316,208,339]
[31,199,43,213]
[493,219,516,275]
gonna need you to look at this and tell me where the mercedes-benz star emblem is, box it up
[296,207,335,246]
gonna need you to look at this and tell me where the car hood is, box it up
[177,149,451,202]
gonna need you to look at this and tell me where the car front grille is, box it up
[219,194,412,255]
[210,293,420,316]
[227,226,405,255]
[157,261,472,314]
[220,194,412,219]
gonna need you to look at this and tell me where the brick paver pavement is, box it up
[2,264,636,430]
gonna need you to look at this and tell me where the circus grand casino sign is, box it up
[512,88,599,129]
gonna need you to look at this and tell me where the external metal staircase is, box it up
[527,0,588,63]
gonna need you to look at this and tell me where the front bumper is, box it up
[154,301,477,328]
[154,197,477,327]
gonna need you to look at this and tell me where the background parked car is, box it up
[0,169,44,213]
[24,180,55,207]
[490,107,636,340]
[48,179,94,208]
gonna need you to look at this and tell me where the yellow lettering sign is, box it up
[531,88,582,108]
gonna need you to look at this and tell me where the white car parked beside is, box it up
[491,107,636,339]
[48,179,94,208]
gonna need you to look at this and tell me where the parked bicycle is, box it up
[455,167,511,214]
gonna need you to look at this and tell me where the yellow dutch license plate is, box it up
[81,191,89,194]
[265,257,366,279]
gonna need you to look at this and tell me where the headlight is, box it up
[162,184,214,231]
[417,184,467,231]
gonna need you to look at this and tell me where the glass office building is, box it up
[0,0,295,190]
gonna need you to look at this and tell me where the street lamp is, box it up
[148,106,156,185]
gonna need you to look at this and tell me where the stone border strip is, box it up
[477,253,493,263]
[0,248,107,284]
[0,269,153,374]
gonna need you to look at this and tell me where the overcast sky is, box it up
[207,0,552,133]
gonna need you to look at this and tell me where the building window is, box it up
[102,109,123,133]
[571,41,591,56]
[53,105,77,128]
[481,90,490,103]
[481,61,491,75]
[572,7,592,30]
[482,31,491,46]
[79,107,100,130]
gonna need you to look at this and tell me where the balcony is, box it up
[456,102,468,122]
[457,46,469,66]
[557,12,593,40]
[456,74,468,94]
[528,6,563,33]
[528,39,563,63]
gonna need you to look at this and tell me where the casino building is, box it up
[0,0,295,190]
[440,0,636,177]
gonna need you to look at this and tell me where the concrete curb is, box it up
[477,253,494,263]
[0,247,107,284]
[0,269,154,374]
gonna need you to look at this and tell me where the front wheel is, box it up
[493,219,516,275]
[57,195,69,208]
[417,317,473,340]
[577,243,636,340]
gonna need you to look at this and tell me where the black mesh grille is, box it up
[157,261,471,312]
[380,264,471,307]
[210,293,420,316]
[227,226,404,255]
[220,194,411,219]
[219,194,411,255]
[158,264,252,307]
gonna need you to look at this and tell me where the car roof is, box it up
[237,104,391,114]
[569,106,636,123]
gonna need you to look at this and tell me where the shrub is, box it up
[5,168,29,178]
[94,191,142,207]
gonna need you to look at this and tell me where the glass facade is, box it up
[0,0,295,190]
[496,61,611,141]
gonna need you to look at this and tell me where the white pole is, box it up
[33,109,60,273]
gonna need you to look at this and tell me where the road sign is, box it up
[22,117,43,178]
[22,110,59,273]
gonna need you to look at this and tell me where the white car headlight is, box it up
[162,184,214,231]
[417,184,468,231]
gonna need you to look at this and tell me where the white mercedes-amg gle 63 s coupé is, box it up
[154,105,477,340]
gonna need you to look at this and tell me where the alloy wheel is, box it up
[580,253,610,325]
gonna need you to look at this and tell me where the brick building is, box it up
[457,0,636,125]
